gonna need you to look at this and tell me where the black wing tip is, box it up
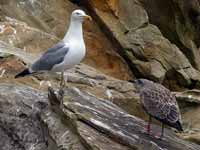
[174,120,184,132]
[155,117,184,132]
[15,69,30,78]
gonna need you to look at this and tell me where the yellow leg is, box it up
[60,72,66,88]
[59,71,65,110]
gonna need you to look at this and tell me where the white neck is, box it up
[63,18,83,43]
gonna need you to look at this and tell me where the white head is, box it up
[71,9,92,22]
[64,9,92,41]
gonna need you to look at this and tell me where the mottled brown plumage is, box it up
[132,79,183,138]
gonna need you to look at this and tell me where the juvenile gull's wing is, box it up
[140,82,180,124]
[31,41,69,71]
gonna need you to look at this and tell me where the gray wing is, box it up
[44,41,65,53]
[31,41,69,71]
[140,85,180,123]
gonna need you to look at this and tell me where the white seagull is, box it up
[15,9,92,87]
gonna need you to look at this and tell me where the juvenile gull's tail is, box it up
[174,120,184,131]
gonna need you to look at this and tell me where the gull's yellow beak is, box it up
[84,15,92,21]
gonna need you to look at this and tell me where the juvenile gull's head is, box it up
[130,79,154,91]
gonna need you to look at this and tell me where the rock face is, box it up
[1,0,200,88]
[0,0,200,148]
[0,83,200,150]
[1,56,200,147]
[0,84,49,150]
[140,0,200,70]
[82,0,200,89]
[0,0,132,80]
[175,90,200,144]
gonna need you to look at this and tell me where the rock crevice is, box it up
[0,83,199,150]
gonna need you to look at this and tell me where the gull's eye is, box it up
[76,12,81,15]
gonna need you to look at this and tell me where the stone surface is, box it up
[1,40,200,145]
[183,133,200,145]
[0,84,49,150]
[0,0,200,148]
[82,0,200,90]
[175,90,200,104]
[140,0,200,70]
[174,90,200,144]
[0,0,133,80]
[0,83,199,150]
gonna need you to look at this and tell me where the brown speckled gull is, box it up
[131,79,183,139]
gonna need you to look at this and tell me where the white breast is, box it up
[52,40,86,72]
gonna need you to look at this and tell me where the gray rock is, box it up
[48,86,200,150]
[82,0,200,89]
[141,0,200,70]
[175,90,200,104]
[0,83,199,149]
[0,84,49,150]
[0,0,133,80]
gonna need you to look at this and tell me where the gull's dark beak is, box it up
[84,15,92,21]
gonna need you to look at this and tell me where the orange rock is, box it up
[106,0,119,17]
[0,0,133,80]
